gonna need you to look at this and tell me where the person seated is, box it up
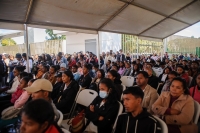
[76,62,83,75]
[86,78,119,133]
[20,99,63,133]
[51,72,63,100]
[6,66,25,94]
[101,60,112,73]
[131,64,140,77]
[92,64,99,77]
[118,61,126,76]
[114,86,161,133]
[158,67,172,83]
[189,73,200,103]
[54,70,79,114]
[189,61,200,87]
[0,78,35,129]
[60,63,67,72]
[176,65,189,86]
[152,77,197,133]
[67,56,76,70]
[107,70,123,101]
[90,69,105,91]
[122,62,132,76]
[144,67,159,89]
[78,64,92,89]
[136,71,158,114]
[41,64,50,79]
[48,65,58,85]
[0,76,31,114]
[162,71,178,92]
[111,64,119,72]
[25,79,59,121]
[35,63,44,79]
[72,65,81,81]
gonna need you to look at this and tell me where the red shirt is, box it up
[45,125,60,133]
[68,60,76,69]
[11,86,24,103]
[190,85,200,104]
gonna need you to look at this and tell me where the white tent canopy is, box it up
[0,0,200,40]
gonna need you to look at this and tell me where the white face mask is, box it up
[99,91,108,99]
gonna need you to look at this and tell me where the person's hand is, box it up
[98,116,104,121]
[90,105,94,112]
[170,109,181,115]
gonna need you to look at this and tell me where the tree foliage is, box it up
[1,38,17,46]
[45,29,66,40]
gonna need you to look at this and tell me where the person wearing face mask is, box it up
[85,78,119,133]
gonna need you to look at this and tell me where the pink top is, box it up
[189,85,200,104]
[14,91,30,108]
[118,67,126,76]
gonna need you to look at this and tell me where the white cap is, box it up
[25,79,53,93]
[60,63,66,68]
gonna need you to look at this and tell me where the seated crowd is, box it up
[0,51,200,133]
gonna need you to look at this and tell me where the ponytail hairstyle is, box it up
[14,66,26,73]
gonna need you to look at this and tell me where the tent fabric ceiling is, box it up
[0,0,200,40]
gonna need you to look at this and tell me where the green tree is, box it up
[1,38,16,46]
[45,29,66,40]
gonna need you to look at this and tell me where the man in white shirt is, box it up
[104,52,112,64]
[22,53,33,73]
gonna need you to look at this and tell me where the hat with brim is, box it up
[25,79,52,93]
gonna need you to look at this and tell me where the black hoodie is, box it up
[114,108,161,133]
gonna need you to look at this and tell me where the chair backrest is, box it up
[188,76,193,87]
[61,128,71,133]
[193,100,200,124]
[57,110,63,126]
[76,89,98,106]
[112,101,123,132]
[153,115,168,133]
[120,76,134,87]
[121,85,126,100]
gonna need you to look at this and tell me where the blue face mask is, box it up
[99,91,108,99]
[92,69,95,73]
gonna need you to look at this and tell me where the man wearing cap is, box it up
[60,63,67,72]
[51,72,63,100]
[25,79,59,120]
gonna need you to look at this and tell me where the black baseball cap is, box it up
[55,72,62,77]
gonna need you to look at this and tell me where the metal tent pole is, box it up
[136,36,139,59]
[24,24,30,73]
[97,31,101,68]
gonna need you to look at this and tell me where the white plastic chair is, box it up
[120,84,126,100]
[120,76,134,87]
[193,100,200,124]
[61,128,71,133]
[57,110,63,126]
[112,101,123,133]
[153,115,168,133]
[188,76,193,87]
[66,85,82,119]
[61,90,98,129]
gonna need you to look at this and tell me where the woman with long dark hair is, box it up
[189,73,200,103]
[86,78,119,133]
[152,77,196,133]
[107,70,123,101]
[20,99,63,133]
[54,70,79,114]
